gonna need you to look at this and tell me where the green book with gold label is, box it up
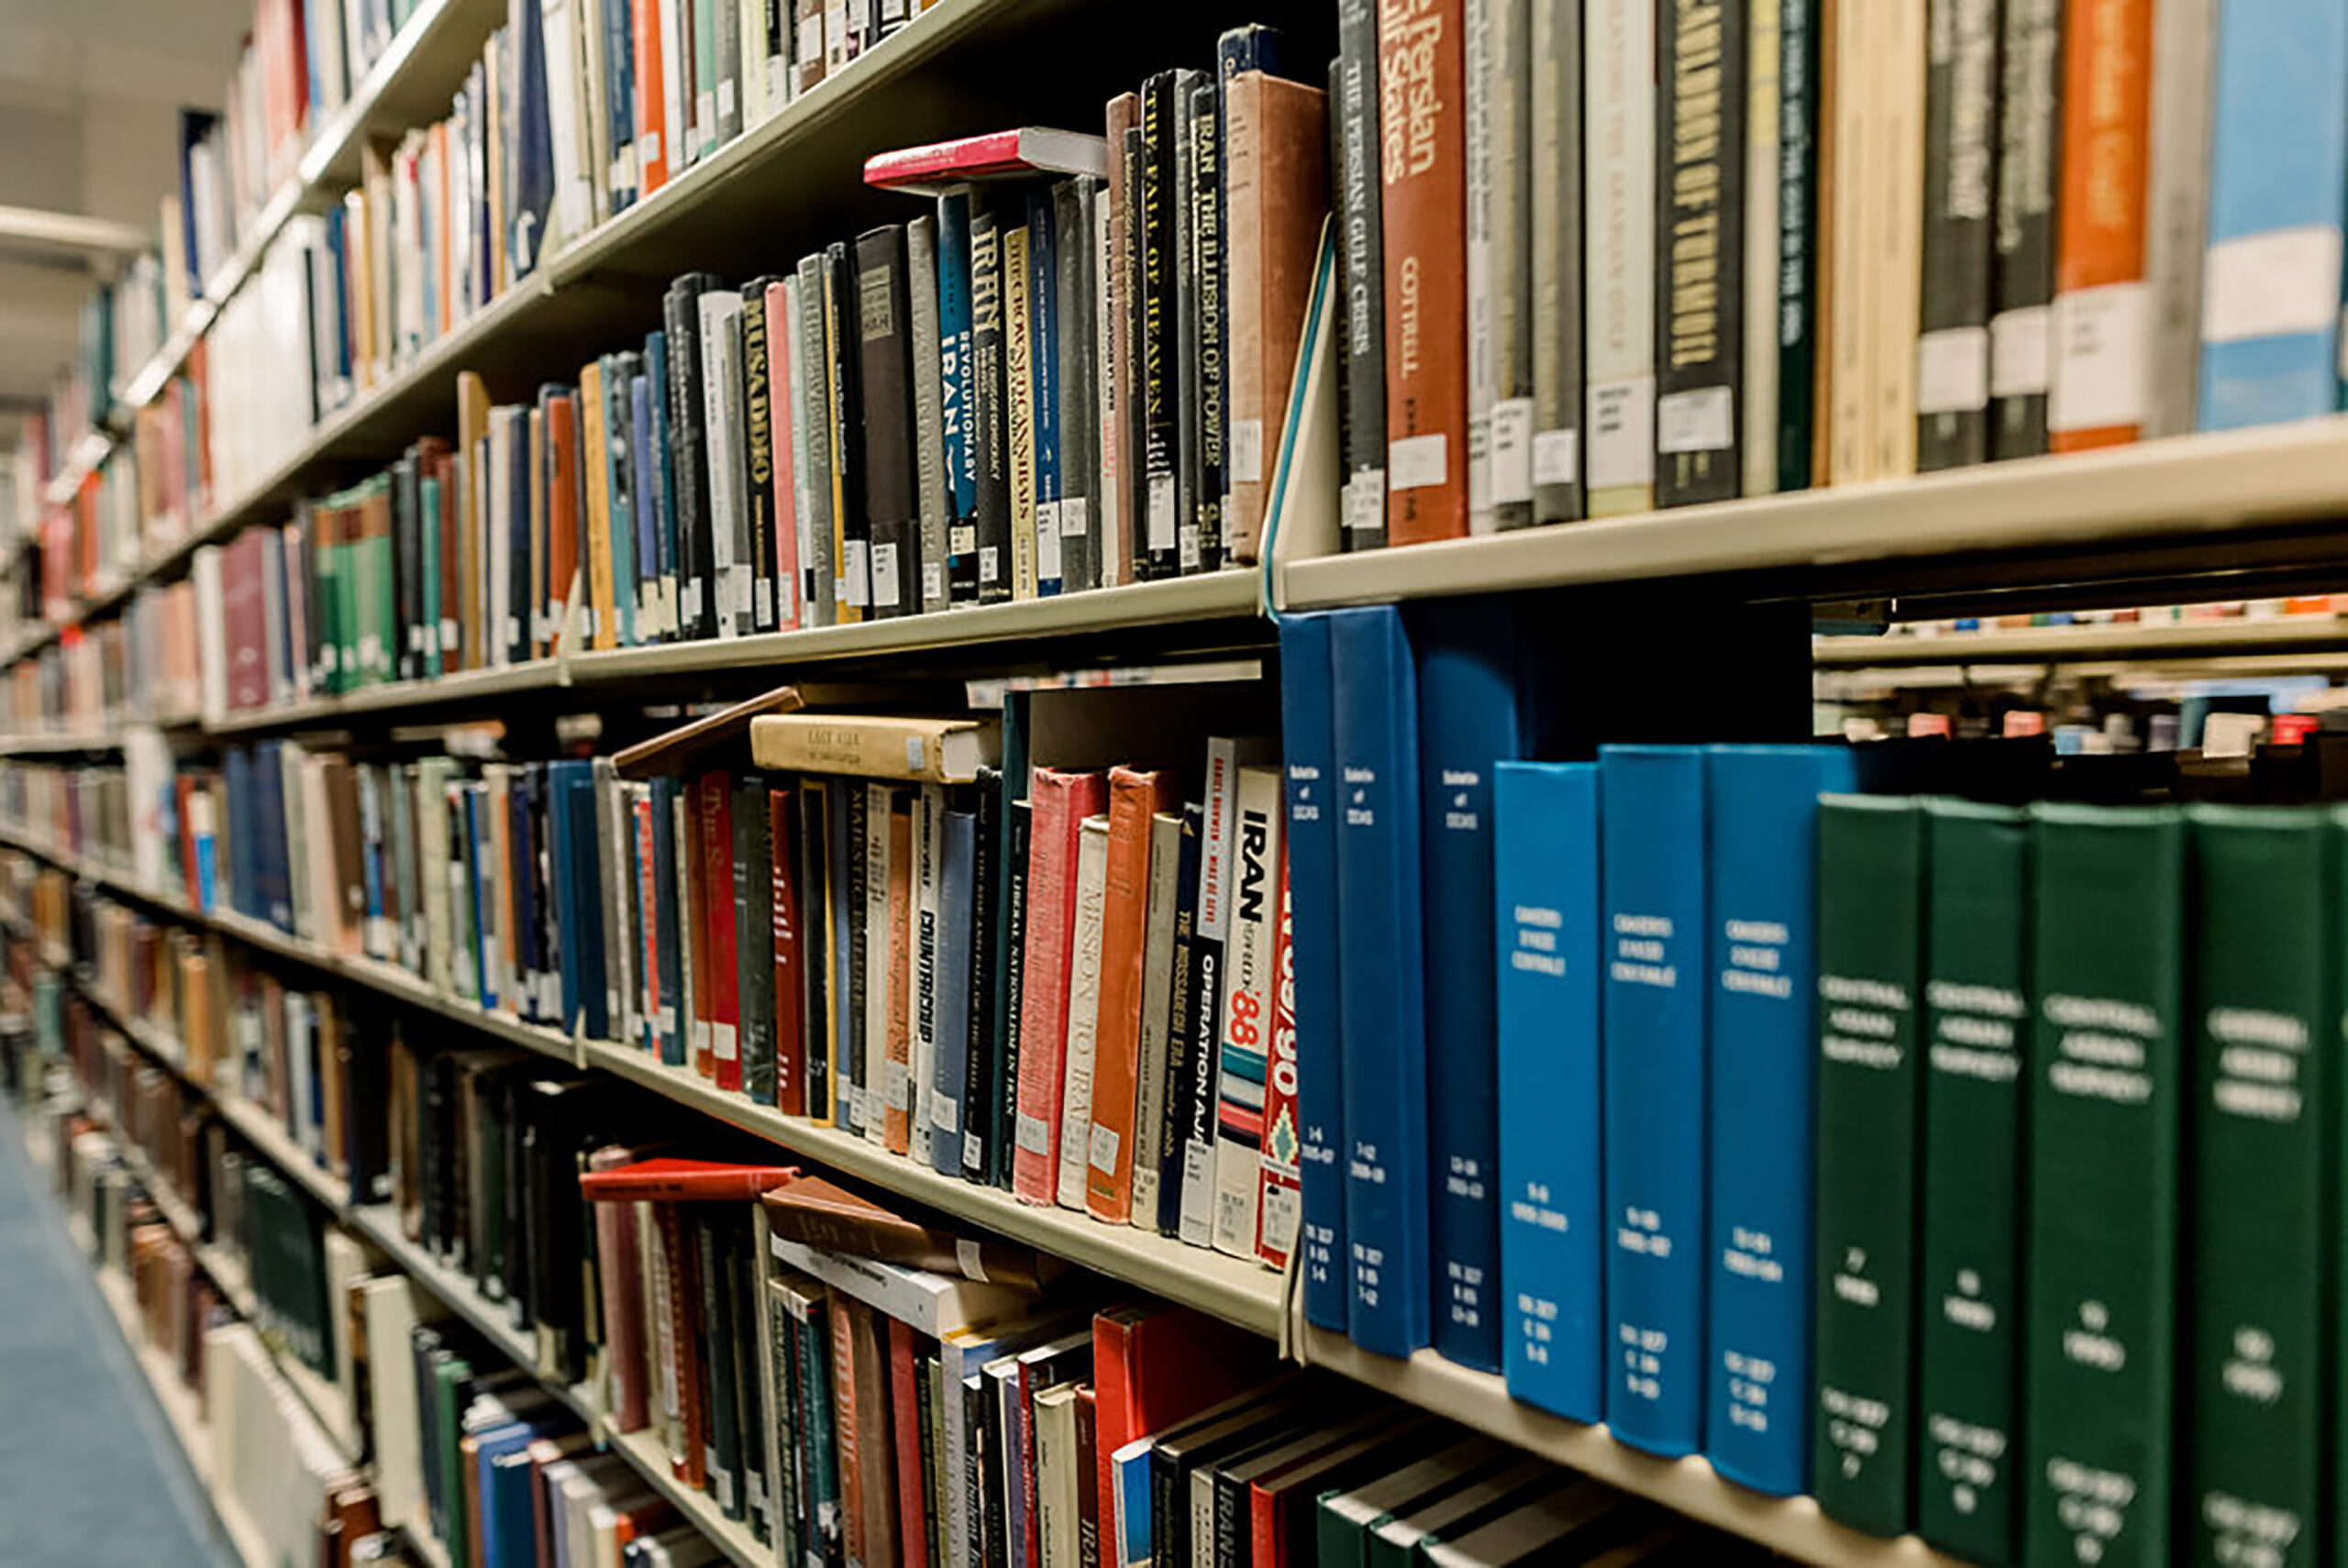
[2187,805,2331,1568]
[2024,804,2185,1568]
[1917,800,2029,1562]
[1812,795,1924,1537]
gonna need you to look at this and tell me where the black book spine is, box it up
[1529,2,1586,524]
[1121,124,1149,580]
[1775,0,1821,490]
[1989,0,2057,460]
[797,783,831,1119]
[960,770,1001,1183]
[1052,180,1096,593]
[825,242,871,619]
[1138,73,1180,579]
[604,356,638,646]
[1153,801,1203,1235]
[1916,0,1999,470]
[1656,0,1744,507]
[854,226,917,620]
[696,1213,741,1513]
[845,781,869,1132]
[1335,0,1388,548]
[735,776,778,1108]
[969,206,1012,604]
[727,1220,770,1541]
[663,276,717,638]
[740,277,781,632]
[990,798,1031,1190]
[1170,70,1203,573]
[1189,77,1227,572]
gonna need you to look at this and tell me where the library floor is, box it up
[0,1098,234,1566]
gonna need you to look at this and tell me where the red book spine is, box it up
[862,129,1036,186]
[770,788,804,1115]
[634,792,663,1050]
[1377,0,1470,544]
[578,1167,795,1201]
[1254,857,1300,1267]
[633,0,670,193]
[764,282,800,629]
[1091,1313,1135,1536]
[1012,768,1106,1203]
[888,1318,929,1565]
[686,780,714,1078]
[652,1203,709,1485]
[697,773,741,1091]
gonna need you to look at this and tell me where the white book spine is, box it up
[660,0,690,181]
[1210,766,1282,1258]
[1178,735,1241,1247]
[1584,0,1658,509]
[1056,816,1112,1209]
[698,292,746,635]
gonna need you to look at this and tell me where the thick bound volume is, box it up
[969,204,1013,603]
[2186,808,2331,1567]
[1597,746,1705,1454]
[1279,613,1347,1331]
[1702,745,1850,1496]
[1915,0,1998,470]
[2025,805,2184,1565]
[1914,801,2027,1562]
[1989,0,2060,459]
[1586,0,1657,513]
[1335,0,1388,550]
[1378,0,1470,544]
[1330,606,1429,1357]
[855,226,916,620]
[1493,761,1600,1421]
[1528,0,1584,524]
[1812,795,1922,1534]
[1138,73,1181,579]
[2196,0,2348,431]
[1656,0,1744,506]
[2049,0,2154,451]
[1416,602,1532,1372]
[663,273,719,639]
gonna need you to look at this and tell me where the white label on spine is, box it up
[1344,471,1386,537]
[1088,1121,1120,1176]
[2203,226,2344,343]
[1263,1183,1300,1253]
[716,1022,739,1064]
[932,1092,960,1135]
[869,542,901,610]
[1388,432,1448,491]
[1179,523,1202,572]
[903,736,925,773]
[755,580,773,623]
[923,561,943,604]
[641,131,661,164]
[1060,496,1089,538]
[2050,282,2151,432]
[1990,306,2052,398]
[730,564,755,619]
[1916,326,1992,414]
[1587,374,1657,487]
[882,1058,910,1110]
[718,80,737,119]
[962,1131,985,1170]
[800,19,823,63]
[1490,397,1534,503]
[681,579,703,622]
[439,616,459,651]
[1014,1111,1051,1157]
[1656,386,1733,455]
[842,540,871,606]
[769,58,789,104]
[980,545,1002,584]
[955,1238,988,1281]
[695,93,714,140]
[1230,419,1265,485]
[1146,474,1177,552]
[1036,502,1064,580]
[1534,429,1578,487]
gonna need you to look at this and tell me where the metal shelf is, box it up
[1815,613,2348,667]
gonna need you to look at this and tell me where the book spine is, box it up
[931,808,975,1176]
[936,193,980,605]
[663,277,715,638]
[1278,614,1346,1320]
[1138,74,1181,578]
[969,205,1012,603]
[1209,767,1281,1258]
[1914,801,2027,1562]
[1171,72,1202,575]
[908,215,948,613]
[1252,858,1301,1267]
[737,779,777,1106]
[1152,802,1204,1235]
[760,284,798,630]
[1055,180,1096,594]
[794,254,838,626]
[1811,796,1923,1534]
[1598,746,1705,1455]
[1586,0,1659,513]
[1190,88,1226,573]
[1122,124,1149,580]
[1082,769,1160,1222]
[1173,745,1239,1247]
[2024,805,2185,1565]
[741,278,780,632]
[958,774,1000,1178]
[1465,0,1495,536]
[1701,745,1851,1496]
[1742,0,1781,496]
[1494,761,1602,1421]
[2141,0,2216,440]
[2048,0,2154,452]
[2194,0,2348,431]
[1379,1,1470,544]
[1055,816,1111,1209]
[990,795,1030,1191]
[1988,0,2059,458]
[1331,607,1429,1355]
[1914,0,1998,472]
[771,788,804,1115]
[1866,0,1927,481]
[1102,97,1135,586]
[1004,216,1038,600]
[1656,0,1745,507]
[854,226,915,620]
[825,244,869,621]
[1027,193,1062,597]
[1824,0,1874,482]
[1013,774,1087,1201]
[1335,7,1388,551]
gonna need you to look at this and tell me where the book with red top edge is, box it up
[864,127,1111,195]
[579,1157,799,1202]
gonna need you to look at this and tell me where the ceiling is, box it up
[0,0,254,452]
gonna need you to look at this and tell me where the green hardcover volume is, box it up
[2187,806,2332,1568]
[1812,795,1925,1536]
[1917,801,2030,1562]
[2024,804,2185,1568]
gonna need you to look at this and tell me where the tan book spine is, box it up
[884,802,914,1154]
[748,713,1002,784]
[580,359,618,652]
[1826,0,1874,482]
[1867,0,1927,480]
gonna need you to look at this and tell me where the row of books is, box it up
[1330,0,2348,546]
[1,584,205,735]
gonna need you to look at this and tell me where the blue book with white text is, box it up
[1599,745,1708,1454]
[932,808,977,1176]
[1028,191,1062,595]
[1330,605,1429,1356]
[1278,611,1347,1331]
[630,370,663,641]
[1494,761,1604,1420]
[936,191,977,569]
[1702,744,1853,1495]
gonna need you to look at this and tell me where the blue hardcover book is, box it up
[604,356,639,647]
[259,742,293,932]
[1494,761,1604,1421]
[486,1446,539,1568]
[1028,190,1063,595]
[1702,744,1852,1494]
[2198,0,2348,429]
[360,768,386,952]
[1278,611,1348,1331]
[507,0,553,279]
[466,784,499,1013]
[602,0,636,214]
[223,748,253,920]
[507,410,533,666]
[1414,600,1530,1372]
[1329,604,1429,1357]
[932,808,977,1176]
[562,763,609,1039]
[1598,744,1708,1454]
[644,331,680,625]
[548,763,582,1033]
[936,190,978,600]
[509,773,541,1019]
[629,370,663,643]
[651,778,685,1066]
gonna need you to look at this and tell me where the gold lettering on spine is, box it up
[1667,1,1724,370]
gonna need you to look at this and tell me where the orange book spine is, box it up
[2048,0,2154,452]
[883,802,914,1154]
[547,392,579,652]
[830,1297,869,1568]
[1084,767,1177,1221]
[889,1318,930,1565]
[1013,769,1109,1203]
[634,0,670,193]
[433,121,453,339]
[1377,0,1470,545]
